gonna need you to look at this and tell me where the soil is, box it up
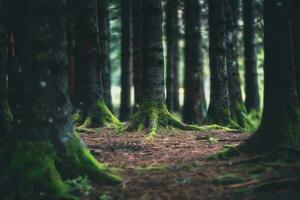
[80,128,300,200]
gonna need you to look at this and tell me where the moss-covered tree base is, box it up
[0,133,122,200]
[127,101,231,138]
[77,99,123,132]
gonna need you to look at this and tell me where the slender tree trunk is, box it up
[120,0,132,121]
[1,1,120,198]
[182,0,206,124]
[0,3,11,135]
[206,0,231,125]
[243,0,300,151]
[132,0,143,111]
[76,0,121,129]
[243,0,260,113]
[225,0,248,128]
[166,0,179,113]
[98,0,113,111]
[291,0,300,105]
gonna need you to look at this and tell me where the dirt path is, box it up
[80,128,300,200]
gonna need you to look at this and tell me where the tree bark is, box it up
[182,0,206,124]
[225,0,248,128]
[1,0,121,198]
[166,0,179,113]
[243,0,260,112]
[98,0,113,111]
[132,0,143,111]
[206,0,231,125]
[0,2,11,135]
[291,0,300,105]
[245,0,300,150]
[120,0,132,121]
[76,0,120,129]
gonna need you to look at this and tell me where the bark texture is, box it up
[1,1,121,199]
[166,0,180,113]
[206,0,231,125]
[120,0,132,121]
[76,0,120,129]
[98,0,113,110]
[182,0,206,124]
[132,0,143,110]
[244,0,300,151]
[225,0,248,128]
[243,0,260,112]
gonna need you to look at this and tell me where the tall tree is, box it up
[182,0,206,124]
[225,0,248,128]
[233,0,300,153]
[98,0,113,110]
[243,0,260,113]
[166,0,180,113]
[127,0,201,136]
[206,0,231,125]
[132,0,143,111]
[0,0,121,198]
[119,0,132,121]
[76,0,121,129]
[291,0,300,105]
[0,1,11,135]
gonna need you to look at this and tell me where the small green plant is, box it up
[99,194,112,200]
[66,176,93,197]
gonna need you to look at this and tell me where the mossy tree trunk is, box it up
[166,0,179,113]
[2,0,121,199]
[225,0,248,128]
[241,0,300,151]
[98,0,113,111]
[127,0,203,136]
[182,0,206,124]
[206,0,231,126]
[243,0,260,113]
[75,0,121,129]
[132,0,143,111]
[120,0,132,121]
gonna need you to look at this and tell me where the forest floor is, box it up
[80,128,300,200]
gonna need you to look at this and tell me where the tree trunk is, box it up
[225,0,248,128]
[243,0,260,113]
[0,2,12,135]
[98,0,113,111]
[166,0,179,113]
[120,0,132,121]
[206,0,231,126]
[132,0,143,111]
[182,0,206,124]
[127,0,203,136]
[243,0,300,151]
[76,0,121,129]
[1,0,121,198]
[291,0,300,105]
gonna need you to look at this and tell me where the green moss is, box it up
[208,145,240,160]
[78,99,122,131]
[214,173,246,185]
[9,142,77,200]
[59,132,123,185]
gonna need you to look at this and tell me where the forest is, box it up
[0,0,300,199]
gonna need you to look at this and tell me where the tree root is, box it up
[126,101,235,138]
[0,134,122,200]
[76,99,123,133]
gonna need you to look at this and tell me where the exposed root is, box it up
[127,101,210,138]
[0,134,122,199]
[76,99,123,133]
